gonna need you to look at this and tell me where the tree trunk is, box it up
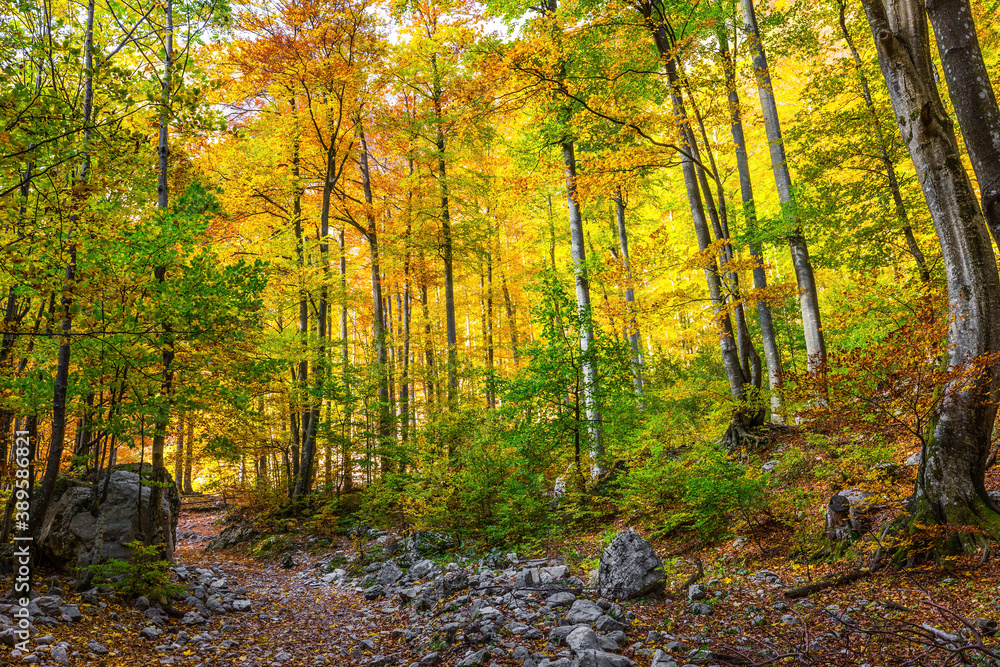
[359,126,392,472]
[183,416,193,494]
[430,54,459,407]
[837,0,930,283]
[401,160,413,448]
[562,141,605,479]
[639,2,765,447]
[144,0,175,550]
[686,88,762,388]
[717,20,784,419]
[924,0,1000,244]
[501,272,519,364]
[339,226,352,493]
[741,0,827,374]
[31,250,75,533]
[174,413,184,492]
[863,0,1000,549]
[613,190,644,399]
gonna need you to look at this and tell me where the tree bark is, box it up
[717,18,784,419]
[174,413,184,492]
[359,126,392,472]
[183,416,193,494]
[837,0,930,283]
[430,54,459,407]
[563,141,605,479]
[339,226,352,493]
[863,0,1000,549]
[924,0,1000,245]
[638,1,764,448]
[613,190,644,400]
[741,0,827,374]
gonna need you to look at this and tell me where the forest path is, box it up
[170,510,410,667]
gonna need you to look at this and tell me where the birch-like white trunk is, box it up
[741,0,827,374]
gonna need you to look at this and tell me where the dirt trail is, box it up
[169,510,411,667]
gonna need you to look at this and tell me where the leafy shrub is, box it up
[619,442,772,542]
[84,541,183,600]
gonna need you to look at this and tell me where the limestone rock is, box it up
[566,600,603,625]
[596,531,664,600]
[37,467,180,572]
[565,626,600,652]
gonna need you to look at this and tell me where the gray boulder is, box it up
[565,626,600,652]
[573,650,635,667]
[38,467,180,572]
[377,561,404,586]
[596,530,664,600]
[546,592,576,608]
[409,560,435,579]
[566,599,604,625]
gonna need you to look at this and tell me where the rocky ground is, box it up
[4,507,1000,667]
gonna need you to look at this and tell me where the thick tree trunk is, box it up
[864,0,1000,549]
[718,21,784,419]
[837,0,930,283]
[613,190,644,399]
[741,0,827,374]
[562,141,605,479]
[924,0,1000,244]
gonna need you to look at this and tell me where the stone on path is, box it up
[566,599,604,625]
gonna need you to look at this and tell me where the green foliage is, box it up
[84,541,184,600]
[249,534,296,560]
[619,442,772,542]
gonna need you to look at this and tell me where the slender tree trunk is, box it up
[837,0,930,283]
[562,141,605,479]
[718,19,784,419]
[501,272,519,364]
[741,0,827,374]
[430,54,459,406]
[340,227,353,493]
[294,116,334,502]
[31,250,75,533]
[359,126,392,472]
[924,0,1000,244]
[863,0,1000,548]
[613,190,645,399]
[145,0,174,550]
[421,280,435,405]
[183,416,193,494]
[639,2,764,446]
[401,160,413,448]
[174,413,184,492]
[686,88,760,386]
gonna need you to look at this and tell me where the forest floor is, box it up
[22,501,1000,667]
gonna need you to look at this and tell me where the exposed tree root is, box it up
[720,413,766,453]
[886,494,1000,559]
